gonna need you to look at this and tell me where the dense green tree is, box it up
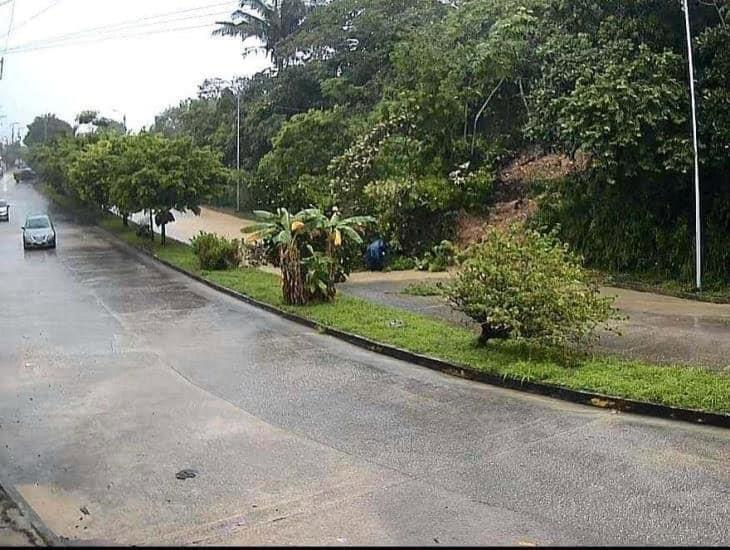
[109,134,228,244]
[23,114,73,147]
[255,107,358,209]
[68,135,124,211]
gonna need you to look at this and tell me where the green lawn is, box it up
[98,215,730,415]
[402,282,445,297]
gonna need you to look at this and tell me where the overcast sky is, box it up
[0,0,269,140]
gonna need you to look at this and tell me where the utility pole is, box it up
[682,0,702,291]
[236,86,241,212]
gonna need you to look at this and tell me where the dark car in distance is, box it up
[14,168,36,183]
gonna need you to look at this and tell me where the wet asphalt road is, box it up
[0,175,728,546]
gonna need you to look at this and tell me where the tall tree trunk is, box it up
[149,210,154,242]
[471,78,505,157]
[122,213,129,227]
[161,223,166,246]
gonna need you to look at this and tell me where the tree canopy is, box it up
[24,114,73,148]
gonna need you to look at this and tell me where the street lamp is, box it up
[222,77,243,212]
[236,85,241,212]
[682,0,702,291]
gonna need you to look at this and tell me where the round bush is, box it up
[191,231,241,271]
[447,225,619,347]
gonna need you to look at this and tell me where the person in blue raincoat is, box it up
[364,239,387,270]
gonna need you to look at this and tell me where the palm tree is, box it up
[213,0,309,69]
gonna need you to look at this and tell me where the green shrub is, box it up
[191,231,241,270]
[416,240,456,272]
[449,165,495,211]
[241,239,268,267]
[447,225,620,347]
[402,282,445,296]
[301,245,335,302]
[387,255,417,271]
[364,176,458,255]
[136,224,153,240]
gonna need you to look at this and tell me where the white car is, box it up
[22,214,56,249]
[0,199,8,222]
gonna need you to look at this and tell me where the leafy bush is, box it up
[191,231,241,270]
[387,255,417,271]
[402,282,445,297]
[241,239,269,267]
[416,240,456,272]
[364,176,458,255]
[447,225,620,347]
[301,245,335,302]
[136,224,153,240]
[254,108,355,211]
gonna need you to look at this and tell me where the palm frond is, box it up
[239,0,273,17]
[341,215,376,227]
[252,209,277,220]
[339,225,364,244]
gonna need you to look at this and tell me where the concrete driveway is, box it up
[0,175,728,545]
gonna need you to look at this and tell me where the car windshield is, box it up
[26,217,50,229]
[0,200,6,207]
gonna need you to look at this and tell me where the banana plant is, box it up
[299,207,376,293]
[242,208,311,304]
[300,207,376,252]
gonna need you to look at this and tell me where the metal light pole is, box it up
[236,86,241,212]
[225,77,243,212]
[682,0,702,291]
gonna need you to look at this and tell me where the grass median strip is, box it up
[99,216,730,415]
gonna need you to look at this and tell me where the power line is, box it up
[0,0,16,78]
[3,0,17,53]
[5,23,220,54]
[4,1,233,50]
[11,0,64,34]
[6,9,232,53]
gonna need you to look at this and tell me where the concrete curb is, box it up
[95,225,730,430]
[0,480,61,546]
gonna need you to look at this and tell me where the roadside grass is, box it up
[97,214,730,414]
[402,282,445,297]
